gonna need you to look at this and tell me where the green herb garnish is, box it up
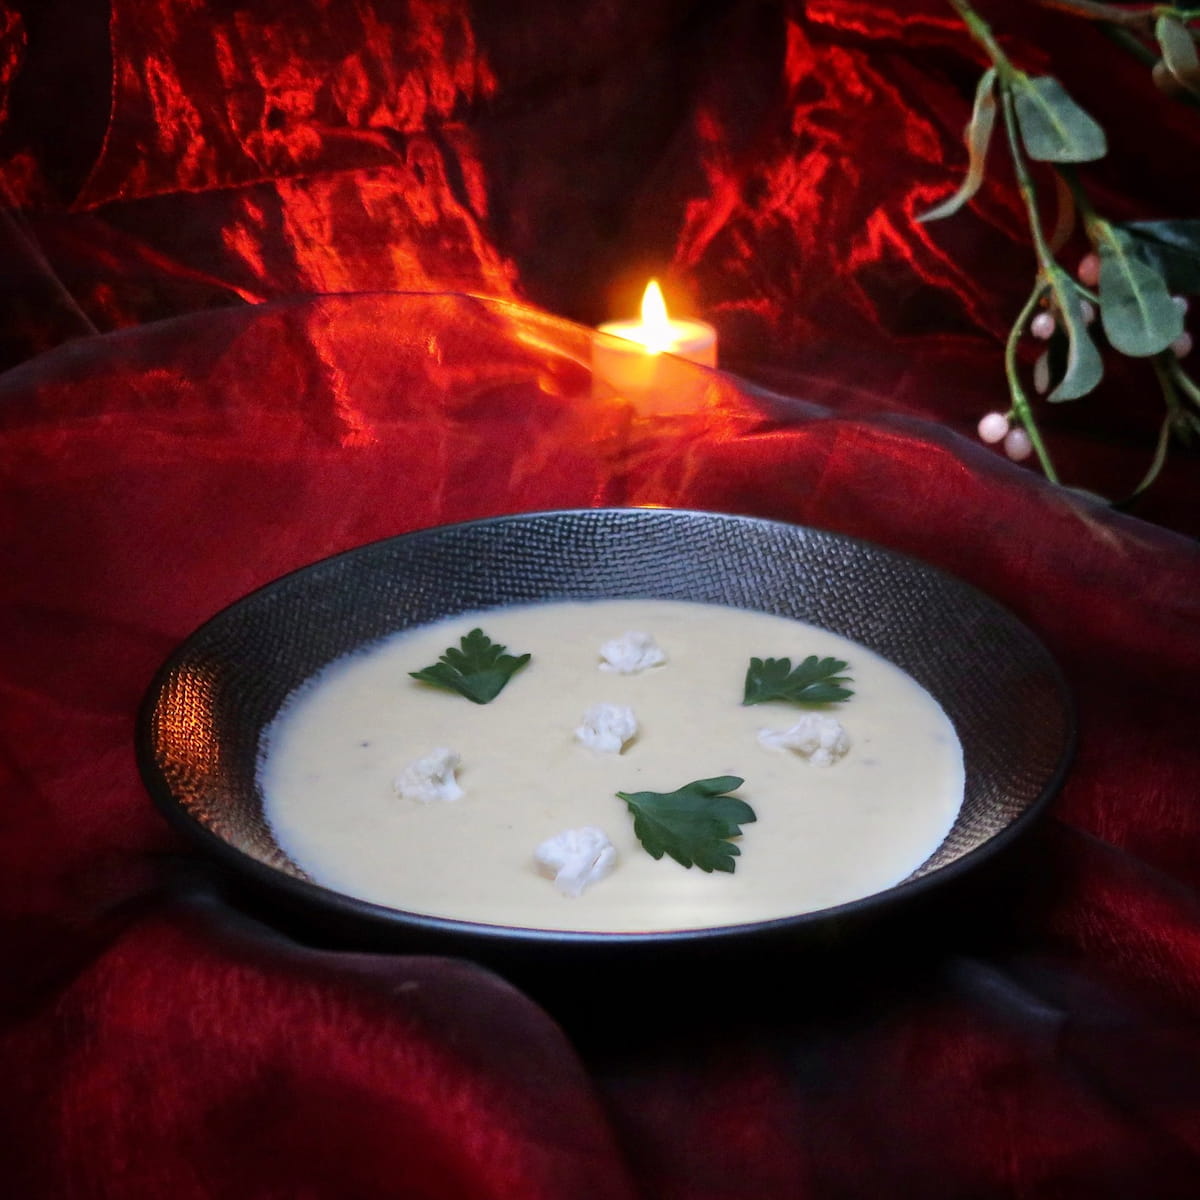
[410,628,531,704]
[742,655,853,706]
[616,776,755,873]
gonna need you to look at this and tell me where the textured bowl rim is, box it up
[137,507,1077,950]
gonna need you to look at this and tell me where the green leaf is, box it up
[1121,414,1174,503]
[1120,219,1200,295]
[1156,15,1200,98]
[617,776,755,873]
[1012,75,1107,163]
[410,628,531,704]
[919,68,998,223]
[743,655,853,706]
[1097,225,1185,356]
[1044,268,1104,401]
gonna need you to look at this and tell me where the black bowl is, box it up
[137,508,1074,964]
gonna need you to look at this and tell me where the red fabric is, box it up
[2,293,1199,1199]
[2,1,1200,1196]
[2,0,1198,524]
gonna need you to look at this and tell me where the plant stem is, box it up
[1166,355,1200,409]
[945,0,1018,77]
[1056,165,1107,250]
[1098,22,1158,64]
[998,80,1058,270]
[1029,1,1158,33]
[1004,283,1061,482]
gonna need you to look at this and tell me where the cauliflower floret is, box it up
[598,631,666,674]
[535,826,617,897]
[574,703,638,755]
[757,715,850,767]
[394,747,464,803]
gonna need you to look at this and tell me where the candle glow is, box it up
[592,279,718,414]
[631,280,672,352]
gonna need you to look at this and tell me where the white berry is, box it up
[1030,311,1056,340]
[1033,353,1051,396]
[1004,428,1033,461]
[1172,331,1193,359]
[977,412,1010,444]
[1079,299,1096,326]
[1172,295,1189,315]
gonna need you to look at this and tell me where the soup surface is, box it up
[259,599,964,932]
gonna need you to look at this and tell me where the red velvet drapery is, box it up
[3,4,1200,1197]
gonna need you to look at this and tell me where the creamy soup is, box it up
[259,599,964,932]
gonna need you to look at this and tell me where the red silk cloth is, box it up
[2,292,1199,1198]
[1,0,1198,525]
[2,0,1200,1195]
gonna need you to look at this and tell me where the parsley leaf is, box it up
[742,655,853,706]
[616,776,755,873]
[410,628,531,704]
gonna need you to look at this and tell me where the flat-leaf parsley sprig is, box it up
[410,628,531,704]
[617,776,756,873]
[742,656,854,706]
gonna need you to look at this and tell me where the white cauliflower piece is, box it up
[757,715,850,767]
[535,826,617,897]
[574,703,638,755]
[598,630,666,674]
[394,747,464,803]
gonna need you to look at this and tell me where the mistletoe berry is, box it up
[1004,428,1034,462]
[1031,311,1056,339]
[1033,354,1051,395]
[978,412,1010,444]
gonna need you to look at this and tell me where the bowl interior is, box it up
[139,509,1073,943]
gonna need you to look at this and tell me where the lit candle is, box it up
[592,281,717,414]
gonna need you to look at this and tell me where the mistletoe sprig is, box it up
[924,0,1200,501]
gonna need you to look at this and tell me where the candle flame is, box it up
[637,279,672,353]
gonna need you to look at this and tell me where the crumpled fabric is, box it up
[2,0,1198,527]
[1,293,1199,1198]
[2,1,1200,1195]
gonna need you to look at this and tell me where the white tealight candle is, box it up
[592,280,717,414]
